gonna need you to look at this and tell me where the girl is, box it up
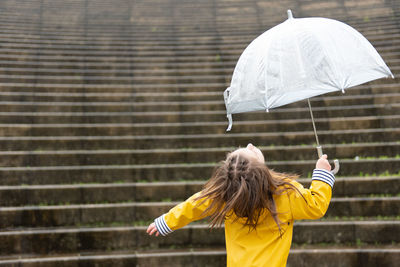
[147,143,334,266]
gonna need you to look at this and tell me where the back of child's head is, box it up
[195,148,299,231]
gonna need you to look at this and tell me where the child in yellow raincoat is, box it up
[147,143,334,266]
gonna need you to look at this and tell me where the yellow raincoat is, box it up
[154,169,334,267]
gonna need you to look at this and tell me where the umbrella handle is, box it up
[317,146,340,175]
[331,159,340,175]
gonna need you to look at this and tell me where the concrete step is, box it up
[0,56,398,75]
[0,13,398,39]
[0,78,398,96]
[0,247,399,267]
[0,156,398,185]
[0,142,398,167]
[0,220,399,250]
[1,27,399,50]
[0,92,397,113]
[1,70,396,85]
[0,71,394,86]
[0,82,230,94]
[0,30,399,53]
[0,28,397,52]
[0,37,398,60]
[0,12,397,37]
[0,12,396,33]
[1,2,397,19]
[0,115,398,137]
[0,177,398,206]
[0,67,235,78]
[0,83,398,103]
[0,127,397,151]
[0,49,397,74]
[0,59,234,71]
[0,54,397,75]
[1,3,398,22]
[0,49,398,70]
[0,79,397,95]
[0,91,226,103]
[0,74,229,85]
[0,22,398,50]
[0,103,397,124]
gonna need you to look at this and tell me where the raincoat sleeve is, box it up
[153,192,212,236]
[288,169,335,220]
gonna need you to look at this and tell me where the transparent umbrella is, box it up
[224,10,394,174]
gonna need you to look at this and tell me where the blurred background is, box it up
[0,0,399,266]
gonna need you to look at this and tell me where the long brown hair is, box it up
[195,152,302,232]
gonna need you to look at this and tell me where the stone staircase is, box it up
[0,0,399,266]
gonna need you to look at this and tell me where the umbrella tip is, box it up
[287,9,294,19]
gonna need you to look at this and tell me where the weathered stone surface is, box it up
[0,222,399,255]
[1,197,399,228]
[1,248,399,267]
[0,0,399,265]
[1,177,399,206]
[0,142,398,167]
[0,158,398,185]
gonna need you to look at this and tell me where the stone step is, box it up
[1,141,396,167]
[0,21,397,46]
[0,51,240,63]
[0,72,397,86]
[0,16,394,34]
[0,103,397,124]
[0,12,395,33]
[0,12,397,37]
[0,67,235,78]
[0,74,230,85]
[0,27,399,49]
[0,56,398,74]
[0,60,233,71]
[0,115,397,137]
[1,247,399,267]
[0,22,395,46]
[0,127,397,151]
[0,92,397,113]
[1,3,397,21]
[0,48,397,69]
[1,138,398,164]
[0,158,398,185]
[0,37,398,59]
[1,2,396,19]
[1,42,398,61]
[0,30,397,52]
[0,221,399,256]
[0,77,397,96]
[0,177,398,206]
[0,82,227,94]
[0,30,399,52]
[0,82,398,103]
[0,74,396,93]
[0,54,398,75]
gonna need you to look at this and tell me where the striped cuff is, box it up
[154,214,173,236]
[312,169,335,188]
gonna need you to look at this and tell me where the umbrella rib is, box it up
[307,98,320,147]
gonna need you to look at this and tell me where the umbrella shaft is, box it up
[307,99,320,147]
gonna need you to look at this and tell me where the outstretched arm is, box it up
[147,192,212,236]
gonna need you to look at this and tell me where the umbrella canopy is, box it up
[224,10,394,131]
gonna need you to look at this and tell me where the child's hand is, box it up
[146,222,160,236]
[316,154,331,171]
